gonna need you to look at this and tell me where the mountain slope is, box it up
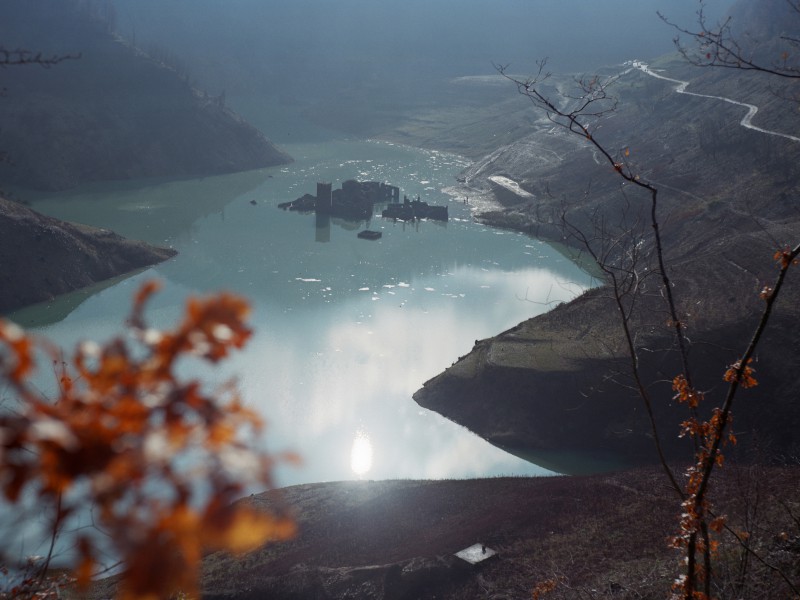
[413,51,800,471]
[0,0,291,191]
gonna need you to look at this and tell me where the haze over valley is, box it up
[1,1,799,598]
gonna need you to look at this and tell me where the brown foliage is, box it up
[0,281,296,599]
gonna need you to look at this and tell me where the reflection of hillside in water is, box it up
[23,168,274,246]
[7,170,271,327]
[5,270,146,329]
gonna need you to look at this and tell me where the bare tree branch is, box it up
[0,47,81,69]
[498,48,800,597]
[659,2,800,79]
[496,60,699,495]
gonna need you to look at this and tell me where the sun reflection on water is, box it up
[350,430,374,476]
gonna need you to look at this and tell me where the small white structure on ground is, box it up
[455,543,497,565]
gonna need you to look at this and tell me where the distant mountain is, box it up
[110,0,736,139]
[0,0,291,191]
[0,196,175,314]
[729,0,799,38]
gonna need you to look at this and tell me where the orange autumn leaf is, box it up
[203,507,296,554]
[672,374,703,408]
[134,279,162,308]
[773,245,799,268]
[0,320,35,382]
[75,537,96,590]
[709,515,727,533]
[723,358,758,388]
[532,577,561,599]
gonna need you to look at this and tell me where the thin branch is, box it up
[497,64,693,390]
[722,521,800,595]
[683,243,800,598]
[561,211,682,497]
[497,61,696,494]
[0,47,81,69]
[39,492,65,581]
[694,243,800,505]
[659,4,800,79]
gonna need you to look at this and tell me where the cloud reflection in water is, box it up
[242,263,589,486]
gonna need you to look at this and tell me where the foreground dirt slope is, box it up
[190,467,800,599]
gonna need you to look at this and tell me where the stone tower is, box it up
[316,182,333,213]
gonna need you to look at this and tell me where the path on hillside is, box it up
[629,60,800,143]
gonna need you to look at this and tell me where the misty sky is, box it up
[0,0,744,145]
[113,0,737,94]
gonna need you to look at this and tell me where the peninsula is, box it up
[0,196,176,314]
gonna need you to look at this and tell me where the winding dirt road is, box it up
[628,60,800,143]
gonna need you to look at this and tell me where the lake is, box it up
[9,135,595,488]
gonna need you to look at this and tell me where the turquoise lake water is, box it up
[10,135,596,487]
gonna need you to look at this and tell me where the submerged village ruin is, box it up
[278,180,449,225]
